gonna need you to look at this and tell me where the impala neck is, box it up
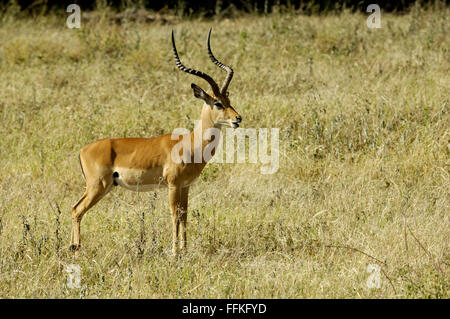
[191,104,221,163]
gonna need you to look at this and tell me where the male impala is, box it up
[70,29,241,254]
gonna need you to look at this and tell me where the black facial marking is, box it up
[214,101,224,109]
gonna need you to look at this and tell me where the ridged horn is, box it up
[172,30,221,97]
[206,28,234,95]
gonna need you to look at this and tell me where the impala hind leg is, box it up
[70,178,112,251]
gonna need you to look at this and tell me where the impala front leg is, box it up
[168,184,181,255]
[179,186,189,251]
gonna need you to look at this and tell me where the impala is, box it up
[70,29,242,254]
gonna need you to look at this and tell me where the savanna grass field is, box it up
[0,2,449,298]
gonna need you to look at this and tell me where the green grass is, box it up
[0,5,448,298]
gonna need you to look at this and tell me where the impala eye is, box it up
[214,102,224,110]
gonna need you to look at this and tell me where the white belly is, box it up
[114,179,163,192]
[113,167,166,192]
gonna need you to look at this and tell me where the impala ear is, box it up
[191,83,208,101]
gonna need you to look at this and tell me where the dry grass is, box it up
[0,4,449,298]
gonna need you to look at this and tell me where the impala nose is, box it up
[235,116,242,123]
